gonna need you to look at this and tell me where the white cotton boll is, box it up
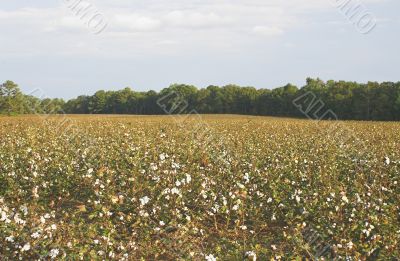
[5,236,14,242]
[186,174,192,183]
[49,249,60,259]
[171,188,180,195]
[347,241,353,249]
[21,243,31,252]
[14,214,26,225]
[243,173,250,184]
[150,163,158,171]
[140,196,150,206]
[31,232,40,239]
[245,251,257,261]
[1,211,8,222]
[205,254,217,261]
[159,154,166,161]
[384,157,390,165]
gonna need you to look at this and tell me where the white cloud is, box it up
[252,26,284,36]
[57,16,88,30]
[0,0,393,57]
[1,0,397,98]
[112,10,230,32]
[156,40,179,46]
[114,14,162,31]
[164,10,231,28]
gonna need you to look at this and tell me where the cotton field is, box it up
[0,115,399,260]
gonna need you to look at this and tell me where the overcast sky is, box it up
[0,0,398,99]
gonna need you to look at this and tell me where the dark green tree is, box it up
[0,81,23,115]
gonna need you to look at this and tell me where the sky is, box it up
[0,0,399,99]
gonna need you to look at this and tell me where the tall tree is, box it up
[0,81,23,115]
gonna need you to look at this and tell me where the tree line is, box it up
[1,78,400,121]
